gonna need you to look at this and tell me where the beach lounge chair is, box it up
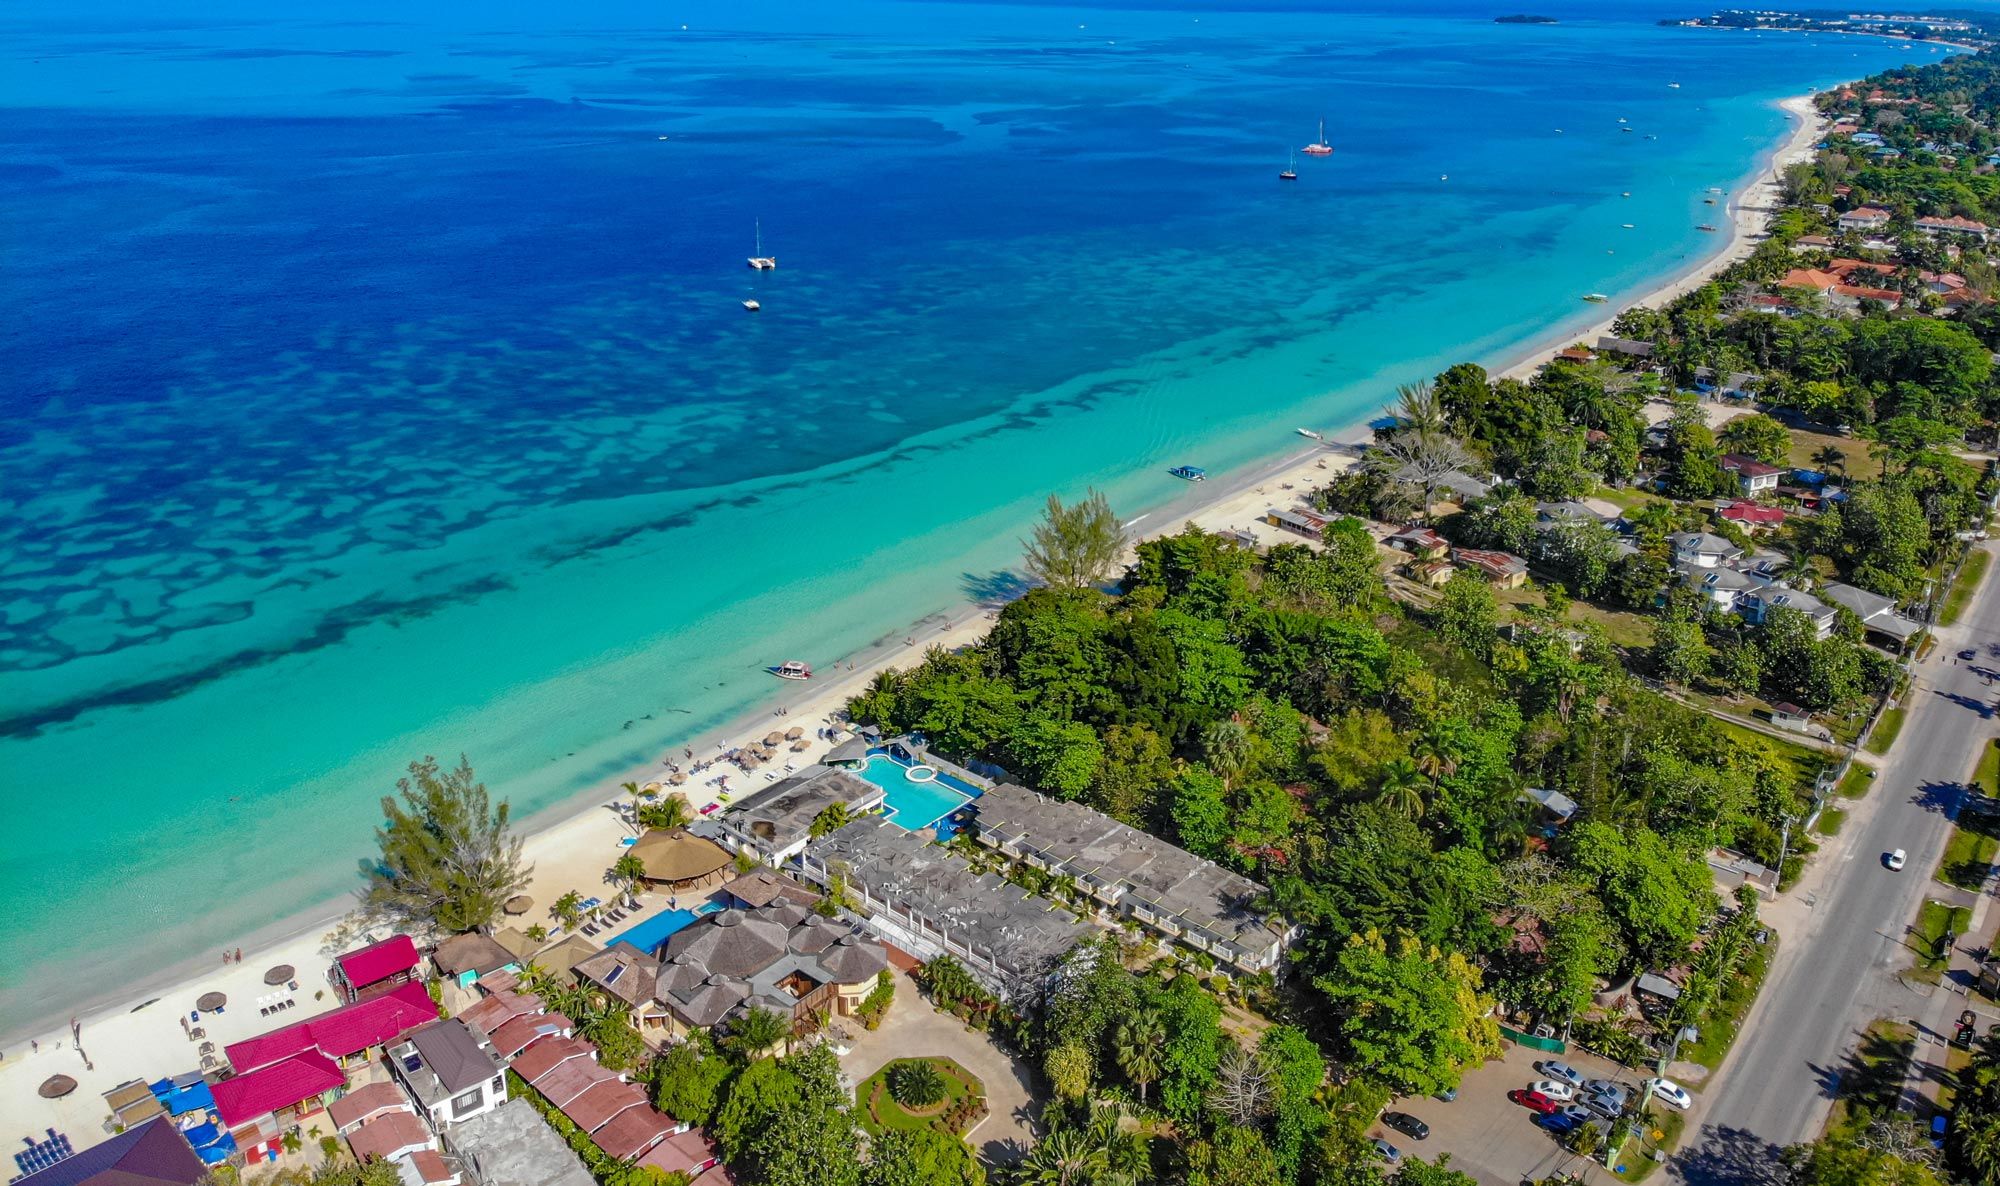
[582,923,599,937]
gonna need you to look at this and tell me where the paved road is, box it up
[1672,544,2000,1186]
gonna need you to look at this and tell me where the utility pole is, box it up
[1775,814,1795,896]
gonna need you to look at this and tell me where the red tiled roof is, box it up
[1719,502,1786,525]
[564,1079,649,1132]
[533,1059,618,1107]
[1829,257,1895,276]
[639,1127,727,1178]
[226,981,439,1073]
[1721,454,1783,478]
[346,1111,432,1163]
[1833,284,1901,302]
[1840,206,1891,220]
[512,1036,594,1084]
[489,1013,572,1060]
[328,1081,414,1132]
[212,1052,344,1128]
[336,935,420,991]
[409,1150,458,1185]
[591,1107,673,1162]
[1918,214,1989,231]
[1780,267,1840,291]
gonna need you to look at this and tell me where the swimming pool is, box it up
[854,752,982,834]
[601,900,722,953]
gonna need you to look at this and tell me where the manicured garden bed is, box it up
[858,1057,987,1138]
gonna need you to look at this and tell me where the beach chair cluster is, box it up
[576,895,632,938]
[14,1129,75,1177]
[256,992,298,1018]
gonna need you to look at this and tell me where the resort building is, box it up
[330,934,422,1003]
[1917,214,1991,241]
[572,942,677,1043]
[1837,206,1892,232]
[210,1051,346,1150]
[388,1018,509,1128]
[651,900,891,1039]
[12,1118,208,1186]
[694,766,885,863]
[224,979,439,1074]
[433,933,521,990]
[966,783,1295,976]
[798,816,1097,995]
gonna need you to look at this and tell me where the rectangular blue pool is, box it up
[601,900,721,953]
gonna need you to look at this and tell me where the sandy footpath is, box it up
[0,91,1828,1150]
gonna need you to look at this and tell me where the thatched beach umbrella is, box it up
[39,1074,77,1099]
[504,895,534,916]
[791,738,812,751]
[263,965,294,986]
[196,991,226,1012]
[784,726,804,740]
[763,731,785,746]
[668,771,688,785]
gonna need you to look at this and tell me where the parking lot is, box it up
[1366,1041,1655,1186]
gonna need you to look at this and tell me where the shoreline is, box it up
[0,88,1829,1140]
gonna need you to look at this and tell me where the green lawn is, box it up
[1681,933,1777,1073]
[1936,809,2000,892]
[1814,807,1848,836]
[1976,741,2000,796]
[1865,706,1908,756]
[1612,1102,1688,1183]
[1910,900,1974,984]
[1943,549,1993,628]
[1839,762,1877,799]
[1829,1019,1918,1129]
[858,1058,985,1138]
[1787,428,1875,478]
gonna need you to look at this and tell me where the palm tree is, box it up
[1376,757,1426,819]
[636,794,694,832]
[1810,444,1846,478]
[724,1006,791,1060]
[1391,380,1447,439]
[551,890,585,935]
[611,852,648,906]
[1014,1127,1105,1186]
[1413,728,1459,788]
[1113,1012,1164,1106]
[1201,719,1253,789]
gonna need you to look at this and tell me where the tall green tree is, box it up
[864,1129,986,1186]
[1024,490,1125,592]
[1313,929,1501,1097]
[364,755,531,934]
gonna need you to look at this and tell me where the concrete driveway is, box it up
[837,969,1038,1165]
[1369,1041,1640,1186]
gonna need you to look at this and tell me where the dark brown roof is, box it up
[512,1035,594,1084]
[534,1059,618,1107]
[629,829,733,884]
[433,933,518,977]
[346,1112,432,1163]
[328,1081,413,1131]
[721,870,819,909]
[488,1013,573,1059]
[408,1019,502,1094]
[591,1107,674,1161]
[572,942,661,1008]
[14,1119,206,1186]
[563,1079,648,1132]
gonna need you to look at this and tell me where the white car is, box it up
[1886,849,1908,871]
[1529,1079,1576,1102]
[1645,1077,1693,1110]
[1535,1059,1586,1088]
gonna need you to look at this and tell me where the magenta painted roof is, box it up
[212,1052,345,1128]
[225,981,437,1072]
[336,935,421,989]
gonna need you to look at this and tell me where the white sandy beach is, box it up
[0,90,1829,1152]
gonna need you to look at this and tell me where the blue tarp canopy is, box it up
[151,1076,217,1116]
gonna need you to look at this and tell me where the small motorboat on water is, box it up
[743,298,761,311]
[1168,465,1208,482]
[1696,224,1718,232]
[1668,82,1681,88]
[1582,293,1609,303]
[1296,428,1323,440]
[773,661,813,681]
[1621,191,1632,198]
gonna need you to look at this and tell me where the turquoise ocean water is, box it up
[0,0,1935,1034]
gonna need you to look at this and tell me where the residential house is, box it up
[1685,565,1758,613]
[693,766,886,864]
[1263,507,1325,540]
[1520,787,1579,825]
[1821,581,1925,649]
[965,782,1296,975]
[1428,469,1493,502]
[1452,547,1528,588]
[389,1019,509,1128]
[12,1119,207,1186]
[1720,455,1783,496]
[799,816,1096,994]
[1746,293,1801,317]
[1595,335,1656,361]
[1408,559,1456,588]
[1670,531,1741,570]
[1771,703,1816,735]
[1829,283,1903,312]
[1837,206,1892,232]
[1739,587,1838,637]
[571,943,677,1044]
[328,1082,417,1134]
[1718,501,1786,529]
[1791,234,1835,251]
[1386,526,1449,560]
[433,934,520,991]
[330,934,421,1003]
[345,1111,433,1166]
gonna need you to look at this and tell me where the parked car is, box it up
[1382,1112,1430,1141]
[1645,1078,1694,1110]
[1583,1078,1623,1099]
[1372,1138,1402,1163]
[1557,1104,1594,1126]
[1886,849,1908,871]
[1529,1079,1577,1102]
[1580,1091,1625,1119]
[1509,1089,1561,1115]
[1537,1111,1581,1134]
[1535,1060,1586,1088]
[1434,1086,1458,1102]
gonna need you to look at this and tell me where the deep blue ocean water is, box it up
[0,0,1939,1032]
